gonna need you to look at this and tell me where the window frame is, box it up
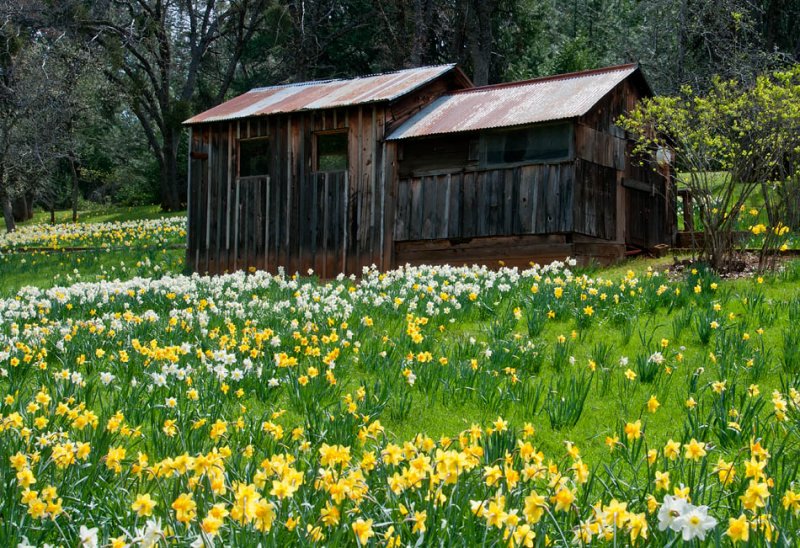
[237,137,271,179]
[480,122,574,169]
[313,129,349,173]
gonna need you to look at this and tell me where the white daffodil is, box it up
[79,525,99,548]
[674,505,718,541]
[657,495,689,532]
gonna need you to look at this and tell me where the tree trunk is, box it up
[25,192,33,220]
[1,196,13,233]
[763,0,786,53]
[468,0,496,86]
[676,0,687,87]
[449,0,469,66]
[0,163,15,233]
[11,193,34,222]
[707,230,722,271]
[70,154,80,222]
[410,0,433,66]
[12,194,28,222]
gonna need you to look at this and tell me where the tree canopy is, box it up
[620,66,800,270]
[1,0,798,230]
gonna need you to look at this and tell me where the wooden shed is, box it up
[184,63,673,275]
[183,65,471,276]
[386,64,673,267]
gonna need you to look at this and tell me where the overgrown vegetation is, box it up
[620,66,800,271]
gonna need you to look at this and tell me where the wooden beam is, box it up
[205,129,212,274]
[227,123,236,253]
[186,126,193,271]
[265,176,270,271]
[342,171,349,272]
[233,178,240,271]
[622,178,654,194]
[285,116,292,270]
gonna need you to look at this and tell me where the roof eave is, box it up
[386,63,649,140]
[386,116,579,141]
[447,62,640,96]
[184,96,391,126]
[183,64,463,126]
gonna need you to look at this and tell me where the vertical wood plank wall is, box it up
[394,164,575,241]
[187,106,388,276]
[573,159,617,241]
[186,76,671,275]
[625,154,668,248]
[576,78,672,248]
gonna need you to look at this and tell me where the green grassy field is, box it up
[21,204,186,225]
[1,211,799,546]
[0,207,188,295]
[0,246,186,296]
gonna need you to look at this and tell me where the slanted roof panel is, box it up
[184,65,459,124]
[386,64,640,140]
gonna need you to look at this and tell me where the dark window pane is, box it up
[240,139,270,177]
[526,123,571,161]
[485,124,571,165]
[485,133,507,164]
[317,132,348,172]
[502,130,529,163]
[398,135,475,177]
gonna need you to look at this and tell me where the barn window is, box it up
[484,123,572,166]
[315,131,348,172]
[239,138,270,177]
[397,134,478,177]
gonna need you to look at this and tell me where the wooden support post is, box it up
[342,171,349,272]
[186,127,193,271]
[233,179,240,271]
[264,176,270,271]
[322,172,329,279]
[205,132,213,274]
[679,189,694,232]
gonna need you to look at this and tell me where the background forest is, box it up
[1,0,798,231]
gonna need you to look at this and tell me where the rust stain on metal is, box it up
[185,65,458,124]
[387,64,640,140]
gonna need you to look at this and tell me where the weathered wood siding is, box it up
[186,68,671,275]
[395,234,572,268]
[575,125,625,171]
[346,106,386,273]
[394,164,574,242]
[385,71,470,135]
[187,105,386,275]
[186,74,467,276]
[398,133,476,178]
[573,159,616,240]
[575,76,674,247]
[624,150,669,248]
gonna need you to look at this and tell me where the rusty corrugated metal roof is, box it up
[184,64,461,124]
[386,64,641,140]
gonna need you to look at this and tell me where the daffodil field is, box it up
[0,219,187,295]
[2,220,800,546]
[0,218,187,250]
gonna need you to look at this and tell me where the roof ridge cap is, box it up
[448,63,639,95]
[247,64,457,93]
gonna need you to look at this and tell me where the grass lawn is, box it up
[20,204,186,226]
[1,212,799,546]
[0,246,186,296]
